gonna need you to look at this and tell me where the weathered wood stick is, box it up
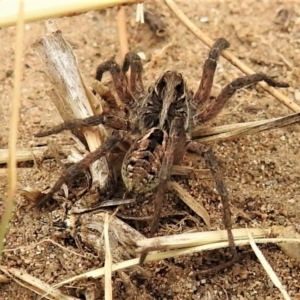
[32,20,111,195]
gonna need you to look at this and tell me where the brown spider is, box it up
[35,38,288,260]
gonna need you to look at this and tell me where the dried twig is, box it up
[165,0,300,113]
[51,225,300,289]
[0,266,78,300]
[0,146,74,165]
[117,6,129,60]
[246,228,291,300]
[0,0,144,28]
[33,20,111,195]
[191,112,300,142]
[167,181,210,227]
[0,0,24,260]
[104,213,112,300]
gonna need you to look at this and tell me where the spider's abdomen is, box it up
[121,128,167,193]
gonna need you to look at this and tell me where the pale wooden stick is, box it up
[0,0,144,28]
[33,20,110,193]
[165,0,300,113]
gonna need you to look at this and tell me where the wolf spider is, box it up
[35,38,288,261]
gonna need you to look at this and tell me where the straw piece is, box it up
[0,146,74,164]
[104,213,112,300]
[51,226,300,288]
[165,0,300,113]
[167,181,210,227]
[0,0,144,28]
[246,228,291,300]
[0,266,78,300]
[117,6,129,60]
[192,112,300,142]
[0,0,24,260]
[137,227,273,251]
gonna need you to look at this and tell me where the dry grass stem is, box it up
[165,0,300,113]
[137,227,289,251]
[0,0,24,260]
[0,0,144,28]
[0,266,78,300]
[104,213,113,300]
[0,146,73,164]
[246,228,291,300]
[117,6,129,60]
[192,112,300,142]
[167,181,210,227]
[51,226,300,289]
[1,111,298,165]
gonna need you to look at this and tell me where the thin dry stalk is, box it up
[117,6,129,60]
[246,228,291,300]
[167,181,210,227]
[0,146,73,164]
[192,112,300,142]
[0,0,24,260]
[1,112,298,165]
[0,0,144,28]
[0,266,79,300]
[104,213,112,300]
[51,226,300,289]
[165,0,300,113]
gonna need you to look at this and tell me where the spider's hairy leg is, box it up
[194,72,290,123]
[36,131,123,209]
[96,58,135,108]
[150,117,186,233]
[122,52,145,98]
[191,38,230,109]
[35,114,130,137]
[140,119,184,265]
[187,142,236,256]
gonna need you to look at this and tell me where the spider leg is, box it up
[140,118,185,265]
[150,117,186,234]
[187,142,236,256]
[35,114,130,137]
[191,38,230,109]
[194,73,289,123]
[122,52,145,98]
[96,58,135,108]
[36,131,123,209]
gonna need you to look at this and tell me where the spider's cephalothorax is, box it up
[35,38,289,250]
[138,71,190,132]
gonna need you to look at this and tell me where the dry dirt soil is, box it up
[1,1,300,299]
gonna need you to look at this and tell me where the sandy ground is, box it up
[1,0,300,299]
